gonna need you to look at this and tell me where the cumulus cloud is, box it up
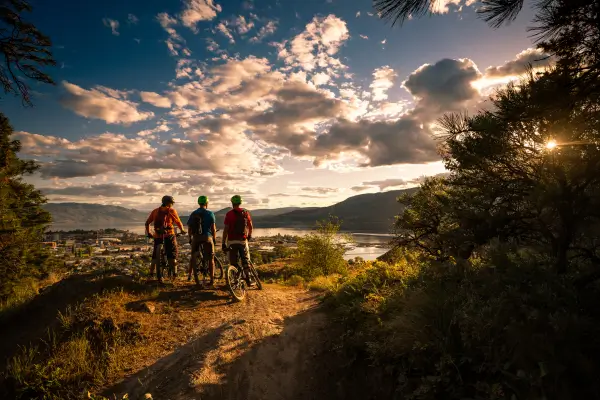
[404,58,481,119]
[249,20,277,43]
[155,13,190,56]
[180,0,222,31]
[279,14,349,71]
[60,82,154,124]
[102,18,120,35]
[216,22,235,43]
[313,117,439,167]
[232,15,254,34]
[485,48,553,78]
[370,66,396,101]
[311,72,330,86]
[140,91,172,108]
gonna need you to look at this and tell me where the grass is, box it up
[0,278,219,399]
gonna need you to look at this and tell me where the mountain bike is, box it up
[224,245,263,301]
[192,239,224,287]
[156,232,183,283]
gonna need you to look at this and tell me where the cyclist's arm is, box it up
[145,210,156,236]
[247,212,253,238]
[222,225,229,246]
[211,223,217,242]
[172,209,185,232]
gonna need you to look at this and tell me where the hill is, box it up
[43,189,416,232]
[254,188,418,232]
[43,203,148,226]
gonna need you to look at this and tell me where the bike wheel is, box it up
[226,266,246,301]
[249,263,263,290]
[214,256,224,280]
[193,252,202,286]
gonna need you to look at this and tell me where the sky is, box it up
[6,0,552,212]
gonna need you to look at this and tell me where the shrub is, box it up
[296,216,351,279]
[327,246,600,399]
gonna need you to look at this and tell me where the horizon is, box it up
[7,0,546,212]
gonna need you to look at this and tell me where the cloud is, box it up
[359,34,368,39]
[216,22,235,43]
[360,178,411,190]
[60,81,154,124]
[140,91,172,108]
[279,14,349,71]
[232,15,254,34]
[485,48,553,78]
[404,58,481,119]
[302,187,339,194]
[313,117,439,167]
[351,185,370,192]
[356,11,361,17]
[180,0,222,31]
[155,13,190,56]
[128,14,139,24]
[311,72,330,86]
[102,18,120,36]
[42,183,145,197]
[249,20,277,43]
[137,120,170,137]
[370,66,396,101]
[156,12,178,28]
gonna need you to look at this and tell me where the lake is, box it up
[49,223,393,261]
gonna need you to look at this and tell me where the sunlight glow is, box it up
[546,140,557,150]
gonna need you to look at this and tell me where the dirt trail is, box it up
[104,284,336,400]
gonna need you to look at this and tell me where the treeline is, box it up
[320,1,600,399]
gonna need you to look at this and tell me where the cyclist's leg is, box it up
[165,235,178,276]
[240,241,251,282]
[189,236,200,280]
[229,243,240,267]
[202,240,215,284]
[150,238,159,278]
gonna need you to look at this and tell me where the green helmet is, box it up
[231,195,242,205]
[197,195,208,205]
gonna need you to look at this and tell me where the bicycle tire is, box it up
[249,262,263,290]
[226,265,246,301]
[214,255,224,280]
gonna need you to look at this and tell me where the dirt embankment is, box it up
[1,271,386,400]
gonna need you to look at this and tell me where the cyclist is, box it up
[145,195,186,283]
[222,195,253,283]
[186,195,217,287]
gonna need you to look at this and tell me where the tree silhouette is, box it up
[0,0,56,106]
[374,0,528,27]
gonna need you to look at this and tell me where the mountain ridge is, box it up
[43,188,417,232]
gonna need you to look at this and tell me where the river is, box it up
[49,223,393,261]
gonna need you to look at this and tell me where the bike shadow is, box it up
[125,283,233,311]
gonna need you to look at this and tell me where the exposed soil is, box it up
[1,270,384,400]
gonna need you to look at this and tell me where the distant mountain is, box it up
[43,203,148,226]
[43,189,418,232]
[254,188,418,232]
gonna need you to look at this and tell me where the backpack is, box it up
[154,207,171,236]
[188,209,204,236]
[232,208,248,237]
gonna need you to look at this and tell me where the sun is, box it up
[546,140,557,150]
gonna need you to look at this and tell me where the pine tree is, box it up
[0,113,52,299]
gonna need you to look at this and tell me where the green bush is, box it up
[327,247,600,399]
[296,216,351,279]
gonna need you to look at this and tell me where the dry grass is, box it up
[2,277,230,399]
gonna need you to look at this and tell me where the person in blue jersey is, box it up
[186,196,217,286]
